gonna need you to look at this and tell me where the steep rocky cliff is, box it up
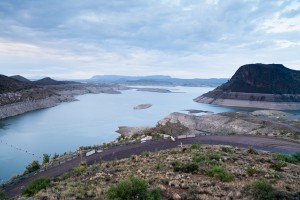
[194,64,300,110]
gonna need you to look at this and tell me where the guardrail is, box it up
[0,134,198,188]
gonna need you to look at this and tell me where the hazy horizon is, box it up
[1,1,300,79]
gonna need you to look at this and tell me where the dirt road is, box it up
[4,135,300,198]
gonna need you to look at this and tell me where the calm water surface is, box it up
[0,86,299,182]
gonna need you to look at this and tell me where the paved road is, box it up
[4,135,300,198]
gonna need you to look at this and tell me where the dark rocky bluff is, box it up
[194,64,300,109]
[218,64,300,94]
[0,75,33,94]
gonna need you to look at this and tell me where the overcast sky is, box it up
[0,0,300,79]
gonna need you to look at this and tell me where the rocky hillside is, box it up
[194,64,300,110]
[0,75,33,94]
[29,144,300,200]
[0,74,128,119]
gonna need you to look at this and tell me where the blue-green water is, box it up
[0,86,298,182]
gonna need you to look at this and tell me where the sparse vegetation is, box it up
[25,144,300,200]
[21,176,51,197]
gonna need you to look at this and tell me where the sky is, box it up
[0,0,300,79]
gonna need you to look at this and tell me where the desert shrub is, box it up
[246,179,275,200]
[246,167,259,176]
[191,143,201,149]
[270,161,287,171]
[208,153,221,161]
[106,176,162,200]
[275,153,299,164]
[207,166,234,182]
[73,163,87,176]
[24,160,40,174]
[21,176,51,197]
[147,187,162,200]
[156,163,163,171]
[192,152,206,163]
[142,151,150,157]
[172,161,199,173]
[247,147,258,154]
[293,152,300,162]
[221,146,233,153]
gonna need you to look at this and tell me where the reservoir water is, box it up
[0,86,299,182]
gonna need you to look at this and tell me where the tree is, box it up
[24,160,40,174]
[43,154,50,164]
[52,153,59,161]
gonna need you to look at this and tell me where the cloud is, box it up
[0,0,299,78]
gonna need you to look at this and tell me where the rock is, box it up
[133,104,152,110]
[172,193,181,200]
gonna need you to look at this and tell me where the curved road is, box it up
[3,135,300,198]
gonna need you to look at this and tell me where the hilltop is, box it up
[194,64,300,110]
[10,75,31,83]
[25,144,300,199]
[33,77,78,86]
[0,75,33,94]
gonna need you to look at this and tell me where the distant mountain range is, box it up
[194,63,300,110]
[89,75,228,87]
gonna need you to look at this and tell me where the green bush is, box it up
[21,176,51,197]
[246,179,275,200]
[106,176,162,200]
[293,152,300,162]
[172,161,199,173]
[191,143,201,149]
[147,187,162,200]
[192,152,206,163]
[24,160,40,174]
[208,153,221,161]
[275,153,299,164]
[246,167,259,176]
[207,166,234,182]
[73,163,87,176]
[221,146,233,153]
[270,161,287,171]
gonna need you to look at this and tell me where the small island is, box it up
[133,104,152,110]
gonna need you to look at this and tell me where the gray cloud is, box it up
[0,0,299,78]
